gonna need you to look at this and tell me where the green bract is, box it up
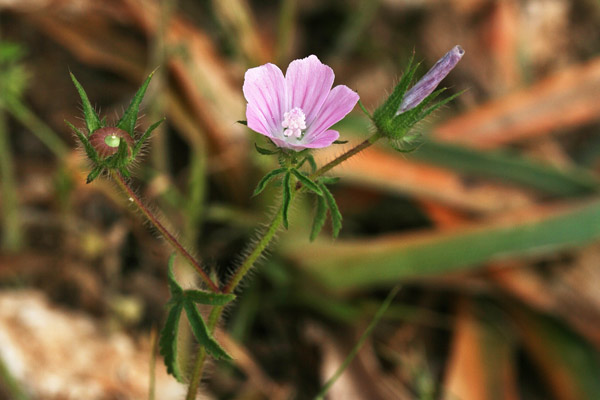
[372,57,462,152]
[67,71,165,183]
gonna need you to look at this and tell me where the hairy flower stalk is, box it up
[68,71,219,292]
[68,46,464,398]
[185,48,465,396]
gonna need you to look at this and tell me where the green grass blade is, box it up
[314,286,400,400]
[411,141,599,197]
[292,198,600,290]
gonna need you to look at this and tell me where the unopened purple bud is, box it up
[398,45,464,114]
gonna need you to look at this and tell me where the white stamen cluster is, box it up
[282,107,306,139]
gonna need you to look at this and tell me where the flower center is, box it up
[282,107,306,139]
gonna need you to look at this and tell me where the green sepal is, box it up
[333,140,348,144]
[237,120,248,125]
[183,290,235,306]
[183,301,233,361]
[65,120,98,163]
[117,69,157,137]
[254,143,279,155]
[291,169,322,196]
[159,301,185,382]
[132,117,165,159]
[297,154,317,173]
[70,72,102,135]
[320,182,342,238]
[86,166,103,184]
[253,167,287,197]
[310,196,328,241]
[282,171,292,229]
[372,56,419,129]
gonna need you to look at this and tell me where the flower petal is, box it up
[301,129,339,149]
[285,55,334,126]
[243,63,287,137]
[304,85,359,141]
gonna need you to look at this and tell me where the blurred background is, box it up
[1,0,600,399]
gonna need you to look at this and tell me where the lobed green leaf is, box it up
[282,171,292,229]
[310,196,328,241]
[166,254,183,296]
[291,169,322,196]
[183,301,232,360]
[184,290,236,306]
[320,183,342,238]
[253,167,287,197]
[159,301,185,382]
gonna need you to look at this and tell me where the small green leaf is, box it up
[117,69,156,137]
[183,290,235,306]
[318,176,340,185]
[253,167,287,197]
[310,196,328,241]
[86,166,103,184]
[166,254,183,296]
[66,120,98,162]
[183,301,233,360]
[159,301,184,382]
[333,140,349,144]
[282,171,292,229]
[291,169,322,196]
[254,143,278,155]
[132,117,165,159]
[70,72,102,135]
[237,120,248,125]
[320,183,342,238]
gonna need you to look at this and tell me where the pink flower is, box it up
[243,55,359,151]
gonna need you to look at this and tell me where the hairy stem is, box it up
[186,130,384,397]
[186,206,285,399]
[311,131,382,178]
[111,171,220,293]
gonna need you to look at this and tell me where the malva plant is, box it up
[68,47,463,398]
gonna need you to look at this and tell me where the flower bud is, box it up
[398,45,464,114]
[89,127,134,159]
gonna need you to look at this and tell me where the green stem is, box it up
[314,286,400,400]
[5,96,69,158]
[0,108,22,251]
[311,131,382,179]
[111,171,220,293]
[185,131,383,397]
[185,206,285,399]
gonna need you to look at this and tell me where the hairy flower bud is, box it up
[398,45,464,114]
[89,127,134,158]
